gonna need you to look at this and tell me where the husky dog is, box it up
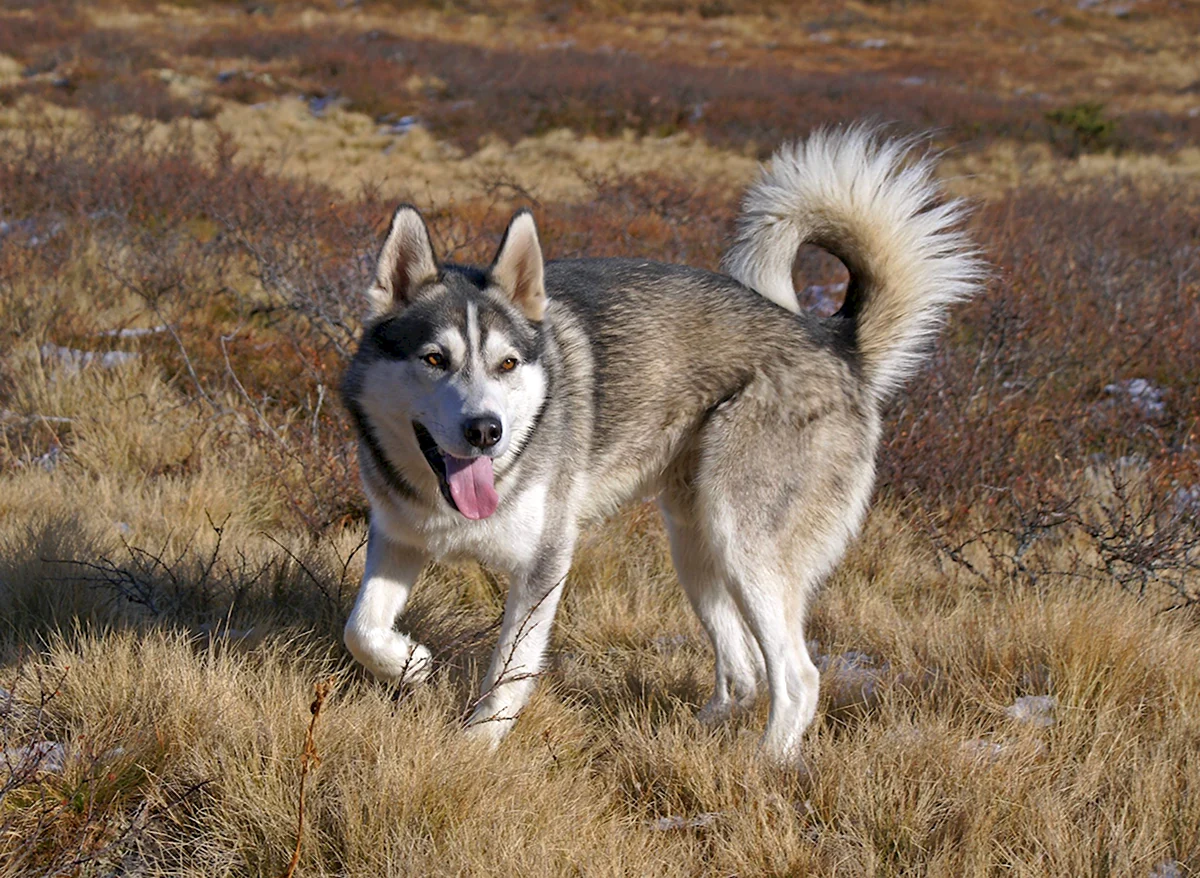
[340,127,982,762]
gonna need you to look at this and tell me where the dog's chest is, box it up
[374,480,551,573]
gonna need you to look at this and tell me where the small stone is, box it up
[648,812,721,831]
[1005,694,1057,727]
[1149,860,1183,878]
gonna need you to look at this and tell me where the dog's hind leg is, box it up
[661,490,764,724]
[344,522,432,686]
[714,542,825,763]
[697,398,876,763]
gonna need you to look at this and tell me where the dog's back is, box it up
[538,257,867,521]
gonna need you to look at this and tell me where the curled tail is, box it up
[721,126,986,403]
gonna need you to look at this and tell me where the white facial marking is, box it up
[436,326,467,366]
[465,302,481,365]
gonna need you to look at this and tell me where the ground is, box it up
[1,1,1199,875]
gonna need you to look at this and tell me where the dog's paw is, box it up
[344,624,433,686]
[400,642,433,685]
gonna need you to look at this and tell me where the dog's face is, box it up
[343,207,548,521]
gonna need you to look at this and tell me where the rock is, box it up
[0,217,62,247]
[382,115,421,136]
[39,344,139,375]
[28,445,62,472]
[651,634,689,655]
[1150,861,1183,878]
[1005,694,1057,727]
[3,741,67,775]
[648,812,721,831]
[1104,378,1166,420]
[96,325,168,339]
[799,281,846,317]
[0,410,72,426]
[959,736,1049,765]
[307,93,342,118]
[959,738,1004,763]
[820,650,887,710]
[1173,485,1200,517]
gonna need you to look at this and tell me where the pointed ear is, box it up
[368,205,438,317]
[489,209,546,321]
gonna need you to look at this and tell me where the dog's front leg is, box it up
[343,523,432,685]
[465,546,572,747]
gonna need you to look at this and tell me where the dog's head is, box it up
[343,206,549,521]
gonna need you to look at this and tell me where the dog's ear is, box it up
[489,209,545,322]
[369,205,438,317]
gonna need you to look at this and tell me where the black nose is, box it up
[463,416,502,449]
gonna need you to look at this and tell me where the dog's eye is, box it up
[499,357,518,373]
[423,352,446,369]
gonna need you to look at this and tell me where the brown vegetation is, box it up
[1,0,1198,875]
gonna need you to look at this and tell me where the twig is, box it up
[280,678,332,878]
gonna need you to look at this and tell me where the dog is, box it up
[339,126,983,762]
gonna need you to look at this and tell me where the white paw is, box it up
[344,624,433,686]
[401,642,433,685]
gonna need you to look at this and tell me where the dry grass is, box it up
[2,1,1199,875]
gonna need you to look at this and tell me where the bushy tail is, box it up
[721,126,986,403]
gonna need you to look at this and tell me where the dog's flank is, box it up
[339,126,983,763]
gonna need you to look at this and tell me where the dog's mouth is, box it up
[413,422,500,521]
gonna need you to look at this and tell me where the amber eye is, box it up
[423,352,446,369]
[499,357,519,373]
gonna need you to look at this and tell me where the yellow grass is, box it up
[1,334,1197,873]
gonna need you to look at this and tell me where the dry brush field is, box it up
[1,0,1199,875]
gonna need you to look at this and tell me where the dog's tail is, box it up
[721,126,985,403]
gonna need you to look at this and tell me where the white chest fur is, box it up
[370,479,550,573]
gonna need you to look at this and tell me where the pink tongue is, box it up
[443,454,499,520]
